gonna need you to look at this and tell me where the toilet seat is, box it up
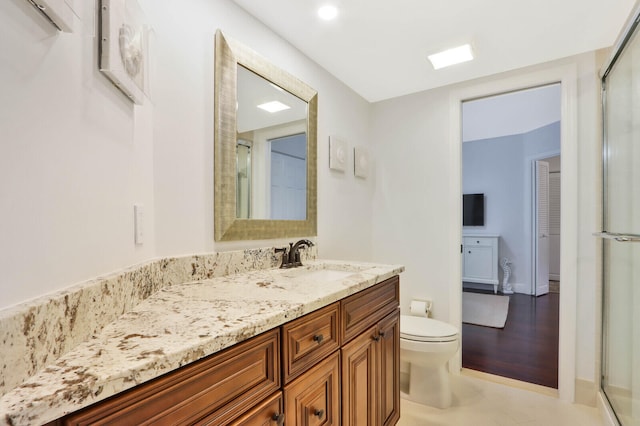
[400,315,458,343]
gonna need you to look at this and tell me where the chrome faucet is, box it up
[275,239,315,268]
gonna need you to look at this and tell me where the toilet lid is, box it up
[400,315,459,342]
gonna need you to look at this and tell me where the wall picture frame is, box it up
[99,0,149,104]
[24,0,77,32]
[354,146,370,178]
[329,136,347,172]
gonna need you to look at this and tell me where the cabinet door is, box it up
[284,351,340,425]
[378,310,400,426]
[463,246,494,280]
[341,276,399,344]
[229,392,284,426]
[282,302,340,384]
[63,330,280,426]
[342,325,378,426]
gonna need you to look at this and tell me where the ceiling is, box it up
[232,0,635,102]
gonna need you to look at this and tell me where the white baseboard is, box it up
[550,274,560,281]
[575,379,597,406]
[462,282,530,294]
[462,282,495,292]
[598,391,620,426]
[512,282,531,294]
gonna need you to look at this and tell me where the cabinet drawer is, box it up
[463,237,493,247]
[227,392,284,426]
[341,276,399,344]
[284,351,340,426]
[63,330,280,426]
[282,302,340,384]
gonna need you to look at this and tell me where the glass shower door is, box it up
[601,9,640,425]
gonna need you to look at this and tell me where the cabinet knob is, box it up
[313,334,324,344]
[372,335,381,342]
[468,251,471,254]
[378,331,386,339]
[272,413,285,425]
[314,409,324,418]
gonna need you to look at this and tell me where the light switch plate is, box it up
[329,136,347,172]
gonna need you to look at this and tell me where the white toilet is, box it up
[400,314,459,408]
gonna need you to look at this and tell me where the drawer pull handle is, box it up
[313,334,324,344]
[272,413,285,425]
[372,335,381,342]
[378,331,386,339]
[314,409,325,418]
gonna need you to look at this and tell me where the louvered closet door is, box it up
[535,160,550,296]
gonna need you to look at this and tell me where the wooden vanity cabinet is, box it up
[281,302,340,385]
[57,330,281,426]
[283,351,340,425]
[341,276,400,426]
[213,391,283,426]
[52,276,400,426]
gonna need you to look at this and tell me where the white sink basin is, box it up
[280,264,364,282]
[292,269,354,282]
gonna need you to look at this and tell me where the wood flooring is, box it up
[461,290,559,389]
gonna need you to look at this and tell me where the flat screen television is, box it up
[463,193,485,226]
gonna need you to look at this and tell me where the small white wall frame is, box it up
[100,0,149,104]
[329,136,347,171]
[25,0,77,32]
[354,146,370,178]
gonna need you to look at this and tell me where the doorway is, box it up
[460,85,561,389]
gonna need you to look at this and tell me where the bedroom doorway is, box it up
[460,84,561,389]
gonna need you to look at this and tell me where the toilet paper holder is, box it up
[409,299,433,317]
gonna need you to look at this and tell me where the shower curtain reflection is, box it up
[236,141,251,219]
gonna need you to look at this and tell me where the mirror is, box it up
[236,65,308,220]
[214,30,318,241]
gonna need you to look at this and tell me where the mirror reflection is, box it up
[236,65,308,220]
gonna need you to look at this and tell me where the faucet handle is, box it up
[275,247,290,269]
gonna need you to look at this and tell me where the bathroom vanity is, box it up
[0,257,403,426]
[50,276,399,425]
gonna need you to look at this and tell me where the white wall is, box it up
[0,0,374,310]
[147,0,375,260]
[371,53,602,384]
[462,122,561,292]
[0,0,156,309]
[462,83,561,142]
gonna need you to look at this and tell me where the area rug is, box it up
[462,292,510,328]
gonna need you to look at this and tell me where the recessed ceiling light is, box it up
[257,101,290,113]
[318,5,338,21]
[428,44,474,70]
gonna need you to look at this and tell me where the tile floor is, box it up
[397,372,603,426]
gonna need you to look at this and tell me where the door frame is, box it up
[448,65,578,402]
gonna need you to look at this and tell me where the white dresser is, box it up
[462,235,499,294]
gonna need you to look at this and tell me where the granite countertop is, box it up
[0,260,404,425]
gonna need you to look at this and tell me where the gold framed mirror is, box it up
[214,30,318,241]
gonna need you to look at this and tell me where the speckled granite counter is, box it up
[0,260,403,425]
